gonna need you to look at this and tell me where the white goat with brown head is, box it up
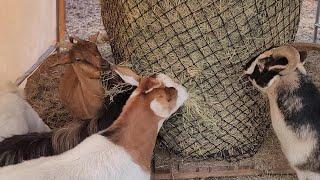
[245,43,320,180]
[0,81,50,142]
[0,66,188,180]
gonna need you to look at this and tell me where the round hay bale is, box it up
[101,0,301,160]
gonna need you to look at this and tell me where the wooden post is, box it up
[57,0,66,43]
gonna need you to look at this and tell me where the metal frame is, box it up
[314,0,320,42]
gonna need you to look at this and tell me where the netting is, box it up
[101,0,301,161]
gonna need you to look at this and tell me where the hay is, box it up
[25,54,73,129]
[101,0,301,160]
[100,70,134,103]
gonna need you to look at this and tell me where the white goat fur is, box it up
[266,74,320,180]
[0,74,188,180]
[0,134,149,180]
[0,81,50,141]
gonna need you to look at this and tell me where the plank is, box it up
[153,166,295,179]
[57,0,66,43]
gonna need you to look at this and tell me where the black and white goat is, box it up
[0,84,134,167]
[245,43,320,180]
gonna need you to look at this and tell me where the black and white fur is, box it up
[0,85,134,167]
[245,47,320,180]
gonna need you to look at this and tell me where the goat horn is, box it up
[245,50,273,74]
[285,42,320,52]
[270,45,300,76]
[245,45,300,75]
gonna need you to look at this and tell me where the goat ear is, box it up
[112,66,140,86]
[58,41,73,50]
[142,79,162,93]
[88,32,99,43]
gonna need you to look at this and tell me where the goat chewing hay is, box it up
[102,0,300,159]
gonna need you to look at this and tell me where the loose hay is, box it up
[25,54,73,129]
[101,0,301,160]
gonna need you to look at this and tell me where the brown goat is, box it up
[53,36,107,119]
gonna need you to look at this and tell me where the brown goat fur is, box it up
[55,36,106,119]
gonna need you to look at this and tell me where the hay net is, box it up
[101,0,301,161]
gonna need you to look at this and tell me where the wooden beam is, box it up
[153,167,295,179]
[57,0,66,43]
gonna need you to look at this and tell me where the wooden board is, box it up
[152,130,296,180]
[153,166,294,179]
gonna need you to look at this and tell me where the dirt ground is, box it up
[26,0,320,179]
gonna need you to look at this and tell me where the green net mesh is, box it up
[101,0,301,161]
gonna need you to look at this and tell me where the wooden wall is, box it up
[0,0,57,85]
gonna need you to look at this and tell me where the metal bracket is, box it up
[314,0,320,42]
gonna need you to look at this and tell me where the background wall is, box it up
[0,0,56,84]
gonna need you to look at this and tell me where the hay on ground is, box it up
[25,54,73,129]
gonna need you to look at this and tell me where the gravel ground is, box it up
[66,0,104,39]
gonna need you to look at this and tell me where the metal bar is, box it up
[314,0,320,42]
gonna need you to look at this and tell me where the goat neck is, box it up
[102,92,161,172]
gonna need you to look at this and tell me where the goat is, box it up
[0,66,188,180]
[0,81,134,167]
[0,36,128,167]
[53,36,108,120]
[0,81,50,142]
[244,43,320,180]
